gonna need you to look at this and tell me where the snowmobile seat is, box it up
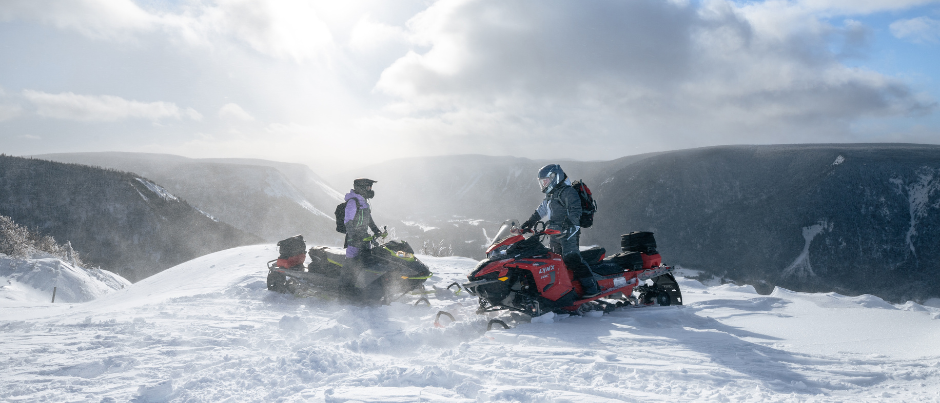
[580,247,606,265]
[307,247,347,277]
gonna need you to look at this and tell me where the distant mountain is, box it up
[332,145,940,303]
[587,144,940,303]
[29,146,940,302]
[35,152,344,244]
[0,155,261,281]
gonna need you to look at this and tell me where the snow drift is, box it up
[0,254,129,305]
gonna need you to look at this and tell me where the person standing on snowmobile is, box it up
[344,178,385,259]
[520,164,601,297]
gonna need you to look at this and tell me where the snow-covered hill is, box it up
[0,254,130,305]
[1,245,939,402]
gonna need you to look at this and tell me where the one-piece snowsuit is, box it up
[528,180,592,279]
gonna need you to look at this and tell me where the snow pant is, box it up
[345,229,371,258]
[549,229,593,279]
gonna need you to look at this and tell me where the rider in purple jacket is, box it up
[344,178,384,258]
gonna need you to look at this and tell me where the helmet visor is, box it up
[539,176,553,191]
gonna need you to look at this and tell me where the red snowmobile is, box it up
[462,220,682,317]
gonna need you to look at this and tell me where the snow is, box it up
[455,173,483,199]
[901,168,940,257]
[2,245,940,402]
[402,221,439,232]
[262,171,331,219]
[450,218,485,226]
[781,221,828,279]
[0,254,129,305]
[314,178,346,203]
[136,178,179,202]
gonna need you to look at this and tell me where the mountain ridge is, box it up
[0,155,261,281]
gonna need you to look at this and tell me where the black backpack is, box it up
[571,180,597,228]
[334,199,359,233]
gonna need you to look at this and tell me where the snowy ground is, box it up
[2,245,940,402]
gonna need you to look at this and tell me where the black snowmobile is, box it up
[266,234,432,304]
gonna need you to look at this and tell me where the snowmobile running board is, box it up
[637,265,675,282]
[571,265,676,307]
[460,278,502,294]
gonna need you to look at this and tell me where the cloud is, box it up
[0,0,337,62]
[218,103,256,122]
[794,0,940,15]
[22,90,202,122]
[348,16,409,53]
[0,0,157,41]
[891,16,940,43]
[2,0,937,163]
[370,0,936,155]
[0,104,22,122]
[177,0,336,62]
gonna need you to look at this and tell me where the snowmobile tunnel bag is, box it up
[277,235,306,259]
[621,231,657,254]
[605,251,644,271]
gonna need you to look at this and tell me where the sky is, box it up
[1,0,939,170]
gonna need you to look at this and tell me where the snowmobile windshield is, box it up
[488,219,521,249]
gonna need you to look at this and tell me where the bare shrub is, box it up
[0,215,82,265]
[421,239,453,257]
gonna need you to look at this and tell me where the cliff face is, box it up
[585,144,940,302]
[0,155,261,282]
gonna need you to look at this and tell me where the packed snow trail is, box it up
[1,245,939,402]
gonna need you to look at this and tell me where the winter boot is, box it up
[579,277,602,298]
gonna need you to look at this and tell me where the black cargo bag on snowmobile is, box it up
[277,235,306,259]
[621,231,657,254]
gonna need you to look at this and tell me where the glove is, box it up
[373,226,388,238]
[520,212,539,232]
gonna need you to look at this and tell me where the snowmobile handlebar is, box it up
[519,221,559,236]
[363,226,389,243]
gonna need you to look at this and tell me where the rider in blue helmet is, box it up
[521,164,601,297]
